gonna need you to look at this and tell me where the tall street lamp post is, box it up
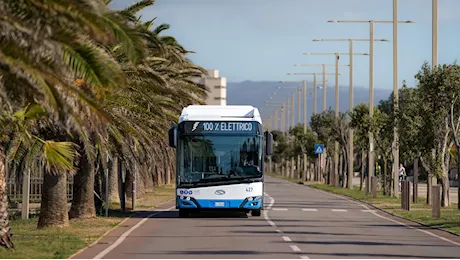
[304,52,367,186]
[312,38,388,189]
[328,16,415,196]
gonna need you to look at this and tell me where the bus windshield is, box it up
[177,134,263,187]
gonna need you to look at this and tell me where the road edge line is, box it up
[93,205,176,259]
[272,176,460,240]
[306,184,460,238]
[306,185,460,247]
[68,198,175,259]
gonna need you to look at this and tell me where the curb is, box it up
[67,198,175,259]
[305,184,460,238]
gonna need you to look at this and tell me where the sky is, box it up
[109,0,460,90]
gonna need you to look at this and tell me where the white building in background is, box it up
[196,69,227,105]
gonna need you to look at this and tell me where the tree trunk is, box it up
[0,157,13,249]
[108,158,119,203]
[125,168,134,199]
[383,159,389,195]
[144,165,154,191]
[69,152,96,219]
[456,150,460,209]
[342,148,348,188]
[440,175,450,207]
[156,165,163,186]
[37,173,69,228]
[93,160,103,213]
[360,151,365,191]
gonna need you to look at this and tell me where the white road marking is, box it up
[302,208,318,211]
[331,209,348,212]
[310,188,460,247]
[264,192,275,210]
[282,236,292,242]
[93,206,175,259]
[290,245,301,252]
[264,191,308,259]
[361,209,377,213]
[272,208,288,211]
[267,220,277,227]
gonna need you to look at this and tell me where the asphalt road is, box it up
[73,176,460,259]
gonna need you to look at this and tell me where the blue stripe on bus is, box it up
[178,198,262,209]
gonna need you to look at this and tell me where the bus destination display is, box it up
[181,121,260,134]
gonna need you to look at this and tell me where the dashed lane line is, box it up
[290,245,302,252]
[282,236,292,242]
[263,192,307,259]
[302,208,318,211]
[272,208,288,211]
[331,209,348,212]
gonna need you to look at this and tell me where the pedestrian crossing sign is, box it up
[314,144,324,154]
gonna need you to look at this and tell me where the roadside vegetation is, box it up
[3,184,175,259]
[269,64,460,210]
[267,62,460,237]
[1,0,204,253]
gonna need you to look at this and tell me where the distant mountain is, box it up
[226,80,393,124]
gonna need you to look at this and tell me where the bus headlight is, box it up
[247,196,262,201]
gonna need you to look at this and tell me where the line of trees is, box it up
[0,0,208,250]
[269,61,460,210]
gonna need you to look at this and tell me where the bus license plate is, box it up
[214,202,225,207]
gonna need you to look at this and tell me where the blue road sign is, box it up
[314,144,324,154]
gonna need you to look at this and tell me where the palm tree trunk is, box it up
[108,158,119,203]
[0,158,14,249]
[69,151,96,219]
[37,173,69,228]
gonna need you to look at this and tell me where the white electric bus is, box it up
[168,105,273,217]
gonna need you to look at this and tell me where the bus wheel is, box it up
[179,209,189,218]
[251,209,261,217]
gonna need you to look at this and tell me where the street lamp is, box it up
[303,52,368,186]
[432,0,438,68]
[264,103,281,131]
[312,38,389,189]
[285,73,329,116]
[328,15,416,196]
[265,101,284,132]
[277,86,299,128]
[303,53,367,114]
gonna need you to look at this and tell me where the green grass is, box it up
[2,213,127,259]
[307,183,460,235]
[1,185,175,259]
[267,173,305,184]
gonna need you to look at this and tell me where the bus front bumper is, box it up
[176,196,263,209]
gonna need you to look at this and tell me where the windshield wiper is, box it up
[230,175,262,182]
[179,176,230,187]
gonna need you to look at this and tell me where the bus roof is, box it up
[178,105,262,124]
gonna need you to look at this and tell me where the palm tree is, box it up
[0,0,208,249]
[0,0,146,239]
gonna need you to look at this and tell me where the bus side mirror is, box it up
[265,131,273,156]
[168,125,177,148]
